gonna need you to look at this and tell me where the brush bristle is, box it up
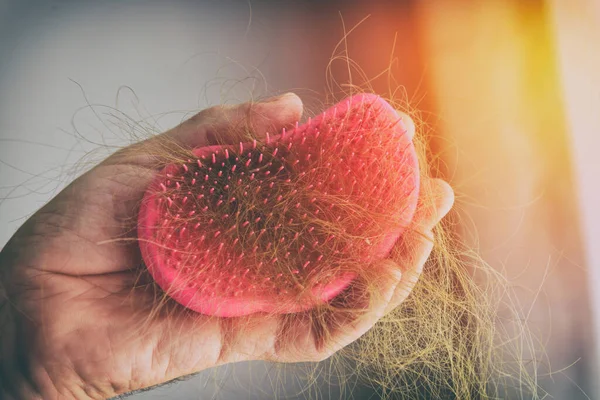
[138,93,420,316]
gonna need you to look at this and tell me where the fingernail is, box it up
[262,92,296,103]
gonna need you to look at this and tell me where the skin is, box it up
[0,93,453,399]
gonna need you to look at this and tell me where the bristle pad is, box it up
[138,93,420,317]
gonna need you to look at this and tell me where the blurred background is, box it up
[0,0,598,398]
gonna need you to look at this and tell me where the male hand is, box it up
[0,93,453,399]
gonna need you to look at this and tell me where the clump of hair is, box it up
[137,93,419,318]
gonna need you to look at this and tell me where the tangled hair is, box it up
[97,83,540,399]
[138,93,420,317]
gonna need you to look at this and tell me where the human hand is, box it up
[0,93,453,399]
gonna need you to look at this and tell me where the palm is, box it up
[0,94,453,399]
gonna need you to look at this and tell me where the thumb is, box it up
[163,92,304,148]
[106,93,303,167]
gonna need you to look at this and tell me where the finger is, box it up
[396,110,416,141]
[383,234,433,315]
[412,178,455,234]
[213,314,282,365]
[392,177,454,276]
[324,261,403,356]
[271,310,328,363]
[165,92,304,148]
[384,178,455,314]
[271,261,403,363]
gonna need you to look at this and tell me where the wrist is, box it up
[0,285,40,399]
[0,279,100,400]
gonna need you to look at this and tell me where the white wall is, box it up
[549,0,600,397]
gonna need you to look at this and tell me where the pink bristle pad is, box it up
[138,93,420,317]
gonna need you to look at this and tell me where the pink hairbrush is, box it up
[138,94,419,317]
